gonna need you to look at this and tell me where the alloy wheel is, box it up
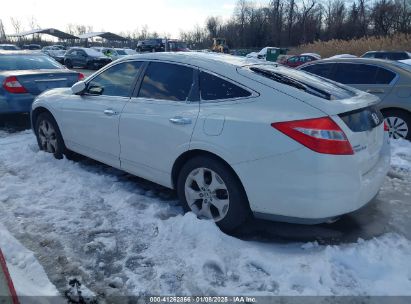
[386,116,409,139]
[38,120,58,153]
[184,167,230,222]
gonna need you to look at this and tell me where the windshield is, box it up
[83,48,103,57]
[0,55,63,70]
[249,64,355,100]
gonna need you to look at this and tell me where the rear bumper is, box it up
[232,135,390,222]
[0,94,34,114]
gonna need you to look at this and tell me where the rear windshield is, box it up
[0,55,63,70]
[248,64,355,100]
[116,49,127,55]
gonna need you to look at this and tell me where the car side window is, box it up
[362,53,375,58]
[86,61,142,97]
[200,71,251,101]
[332,63,379,84]
[138,62,194,101]
[375,68,396,84]
[301,63,334,78]
[287,56,298,63]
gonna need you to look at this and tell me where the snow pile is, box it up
[390,138,411,171]
[0,223,59,297]
[0,131,410,297]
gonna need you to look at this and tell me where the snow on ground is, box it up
[0,131,411,299]
[0,223,59,297]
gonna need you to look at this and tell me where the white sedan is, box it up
[31,52,390,231]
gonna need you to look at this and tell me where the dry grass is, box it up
[293,34,411,57]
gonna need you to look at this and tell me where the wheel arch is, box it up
[171,149,247,198]
[31,106,64,140]
[380,107,411,116]
[31,106,53,134]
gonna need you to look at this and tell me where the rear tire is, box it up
[382,109,411,140]
[65,60,73,69]
[35,113,65,159]
[177,156,251,232]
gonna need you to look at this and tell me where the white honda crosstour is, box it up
[31,52,390,231]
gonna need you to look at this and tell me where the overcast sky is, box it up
[1,0,269,38]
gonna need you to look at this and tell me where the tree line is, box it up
[1,0,410,49]
[180,0,411,49]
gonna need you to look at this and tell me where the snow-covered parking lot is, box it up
[0,127,411,300]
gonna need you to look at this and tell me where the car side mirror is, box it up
[71,81,86,95]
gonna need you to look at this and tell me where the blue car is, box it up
[0,51,84,114]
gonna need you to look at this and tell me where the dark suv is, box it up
[64,47,112,69]
[136,39,164,53]
[362,51,411,61]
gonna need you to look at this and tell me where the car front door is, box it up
[330,63,396,101]
[58,61,143,167]
[119,61,199,187]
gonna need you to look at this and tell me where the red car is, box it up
[283,54,319,68]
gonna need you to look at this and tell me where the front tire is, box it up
[35,112,65,159]
[177,156,251,232]
[383,109,411,140]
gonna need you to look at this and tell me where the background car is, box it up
[0,44,20,50]
[298,57,411,140]
[64,47,112,69]
[31,53,389,231]
[167,40,190,52]
[137,39,164,52]
[0,51,84,114]
[21,44,42,50]
[283,54,319,68]
[42,46,66,63]
[361,51,411,61]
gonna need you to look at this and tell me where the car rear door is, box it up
[330,63,396,101]
[58,61,143,167]
[119,61,199,187]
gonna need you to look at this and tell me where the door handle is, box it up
[366,89,385,94]
[104,109,119,116]
[169,116,192,125]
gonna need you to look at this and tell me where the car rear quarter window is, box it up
[375,68,396,84]
[86,61,143,97]
[138,62,194,101]
[301,63,334,78]
[333,63,379,84]
[200,71,251,101]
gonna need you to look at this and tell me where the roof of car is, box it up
[0,50,44,56]
[364,50,409,53]
[121,52,273,69]
[308,57,395,65]
[300,57,411,74]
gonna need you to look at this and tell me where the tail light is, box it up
[2,76,28,94]
[384,120,389,132]
[78,73,85,81]
[272,117,354,155]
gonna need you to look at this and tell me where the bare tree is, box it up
[10,17,22,34]
[0,19,6,42]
